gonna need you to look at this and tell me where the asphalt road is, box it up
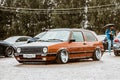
[0,52,120,80]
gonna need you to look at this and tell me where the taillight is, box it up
[114,39,119,43]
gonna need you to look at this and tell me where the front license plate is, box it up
[23,54,36,58]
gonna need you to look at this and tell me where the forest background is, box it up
[0,0,120,39]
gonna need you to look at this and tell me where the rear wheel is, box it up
[5,47,14,57]
[56,50,69,64]
[93,49,102,61]
[114,52,120,56]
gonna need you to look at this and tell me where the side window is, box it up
[72,31,84,42]
[84,31,97,42]
[16,37,30,42]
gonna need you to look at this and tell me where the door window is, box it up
[16,37,30,42]
[72,31,84,42]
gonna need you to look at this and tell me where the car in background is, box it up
[113,32,120,56]
[0,36,32,57]
[14,28,104,64]
[97,35,108,50]
[27,32,46,43]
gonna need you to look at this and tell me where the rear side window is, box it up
[84,31,97,42]
[72,31,84,42]
[16,37,30,42]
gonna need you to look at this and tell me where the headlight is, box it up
[17,48,21,53]
[43,47,48,53]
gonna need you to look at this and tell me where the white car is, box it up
[4,36,32,47]
[113,32,120,56]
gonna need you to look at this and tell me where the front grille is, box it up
[20,47,43,54]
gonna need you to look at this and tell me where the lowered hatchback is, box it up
[14,28,104,64]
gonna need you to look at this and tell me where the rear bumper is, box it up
[114,49,120,53]
[14,53,56,62]
[113,46,120,52]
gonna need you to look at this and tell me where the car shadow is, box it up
[0,56,13,59]
[0,56,5,58]
[15,58,104,68]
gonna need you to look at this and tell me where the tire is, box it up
[56,50,69,64]
[114,52,120,56]
[93,49,102,61]
[5,46,14,57]
[18,61,23,63]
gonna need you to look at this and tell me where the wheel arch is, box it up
[95,46,103,56]
[56,48,70,59]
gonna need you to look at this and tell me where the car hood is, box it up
[0,41,9,44]
[18,42,62,47]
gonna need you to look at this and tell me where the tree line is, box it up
[0,0,120,40]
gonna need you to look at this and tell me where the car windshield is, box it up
[97,35,106,41]
[34,32,46,38]
[38,30,70,42]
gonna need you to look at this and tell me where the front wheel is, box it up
[56,50,69,64]
[5,46,14,57]
[92,49,102,61]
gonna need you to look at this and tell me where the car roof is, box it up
[48,28,91,32]
[4,36,31,42]
[7,36,31,38]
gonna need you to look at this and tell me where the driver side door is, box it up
[68,31,87,59]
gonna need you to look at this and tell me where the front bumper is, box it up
[14,53,56,62]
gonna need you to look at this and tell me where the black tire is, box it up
[114,52,120,56]
[93,49,102,61]
[56,50,69,64]
[18,61,23,63]
[5,46,14,57]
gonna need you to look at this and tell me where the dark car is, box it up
[0,41,15,57]
[0,36,32,57]
[113,32,120,56]
[14,28,104,64]
[97,35,108,50]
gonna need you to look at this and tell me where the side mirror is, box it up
[69,39,76,42]
[27,38,35,43]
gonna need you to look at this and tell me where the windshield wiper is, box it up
[48,39,63,42]
[37,39,49,42]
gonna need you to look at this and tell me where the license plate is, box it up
[23,54,36,58]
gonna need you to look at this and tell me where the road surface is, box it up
[0,52,120,80]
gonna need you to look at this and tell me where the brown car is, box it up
[14,28,104,64]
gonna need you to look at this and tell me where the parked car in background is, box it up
[27,32,46,43]
[113,32,120,56]
[0,36,32,57]
[97,35,108,50]
[14,28,104,64]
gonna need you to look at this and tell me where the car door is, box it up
[68,31,87,59]
[83,31,98,57]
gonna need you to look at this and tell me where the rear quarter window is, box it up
[83,31,97,42]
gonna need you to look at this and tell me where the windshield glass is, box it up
[38,30,70,42]
[34,32,46,38]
